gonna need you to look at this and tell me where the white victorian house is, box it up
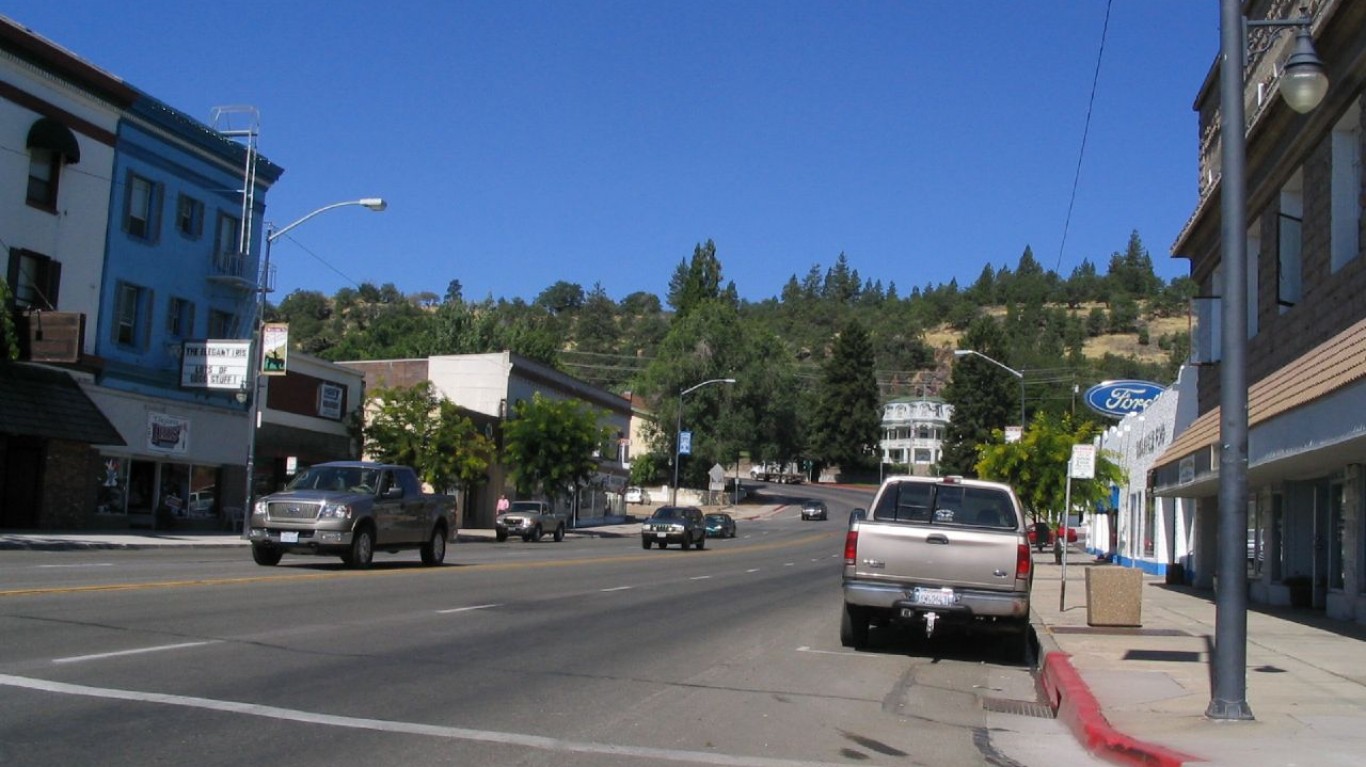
[879,396,953,476]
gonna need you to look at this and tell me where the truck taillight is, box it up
[1016,542,1032,580]
[844,529,859,565]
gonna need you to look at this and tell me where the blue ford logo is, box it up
[1083,380,1166,418]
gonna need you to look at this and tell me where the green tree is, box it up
[666,239,723,320]
[809,318,881,474]
[940,317,1015,476]
[0,281,20,360]
[503,392,613,504]
[363,381,495,492]
[975,411,1121,525]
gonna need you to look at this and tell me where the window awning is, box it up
[26,117,80,164]
[0,363,123,445]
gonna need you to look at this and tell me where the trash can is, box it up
[1085,566,1143,627]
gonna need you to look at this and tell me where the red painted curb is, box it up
[1039,651,1201,767]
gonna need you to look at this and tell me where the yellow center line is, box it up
[0,532,835,598]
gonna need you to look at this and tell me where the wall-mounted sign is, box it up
[317,382,344,420]
[1083,380,1166,419]
[146,412,189,454]
[181,340,251,389]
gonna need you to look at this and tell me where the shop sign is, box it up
[1083,380,1166,419]
[317,382,344,420]
[181,340,251,389]
[261,323,289,375]
[147,413,189,454]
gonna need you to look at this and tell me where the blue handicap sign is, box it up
[678,431,692,456]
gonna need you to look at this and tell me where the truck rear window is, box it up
[871,482,1016,529]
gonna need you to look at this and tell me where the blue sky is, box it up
[12,1,1218,304]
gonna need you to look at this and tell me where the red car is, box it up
[1027,523,1077,550]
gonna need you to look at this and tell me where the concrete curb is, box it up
[1036,649,1200,767]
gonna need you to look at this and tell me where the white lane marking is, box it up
[599,586,632,592]
[0,674,882,767]
[783,563,795,567]
[52,641,221,665]
[37,563,114,569]
[746,568,760,573]
[795,646,885,659]
[689,576,711,581]
[437,604,501,614]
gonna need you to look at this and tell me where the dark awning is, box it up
[26,117,81,164]
[0,363,123,445]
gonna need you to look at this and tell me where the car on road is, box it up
[625,486,648,504]
[800,499,828,521]
[641,506,707,550]
[495,500,568,542]
[705,512,737,538]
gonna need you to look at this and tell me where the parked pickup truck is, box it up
[841,475,1033,661]
[247,461,457,568]
[495,499,568,542]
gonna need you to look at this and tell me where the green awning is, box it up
[26,117,80,164]
[0,363,123,445]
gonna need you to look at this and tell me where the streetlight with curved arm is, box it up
[241,198,387,533]
[671,378,736,505]
[953,349,1024,429]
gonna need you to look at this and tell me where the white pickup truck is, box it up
[841,475,1033,661]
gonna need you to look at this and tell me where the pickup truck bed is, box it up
[841,475,1033,661]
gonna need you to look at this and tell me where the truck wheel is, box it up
[1001,623,1032,666]
[420,525,447,566]
[344,526,375,569]
[553,524,565,542]
[695,535,705,551]
[840,604,870,649]
[532,525,543,542]
[641,537,652,550]
[251,543,283,567]
[496,529,508,543]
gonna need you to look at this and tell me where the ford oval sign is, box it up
[1083,380,1166,419]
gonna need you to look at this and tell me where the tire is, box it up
[682,532,692,550]
[531,525,543,542]
[840,603,870,649]
[642,537,652,550]
[553,524,565,542]
[251,543,283,566]
[343,526,375,569]
[695,535,705,551]
[496,529,508,542]
[420,525,447,566]
[1001,623,1033,666]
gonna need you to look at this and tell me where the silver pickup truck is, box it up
[841,475,1033,660]
[495,500,568,542]
[247,461,457,568]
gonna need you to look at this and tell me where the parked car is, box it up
[800,499,828,521]
[247,462,456,568]
[641,506,707,550]
[495,500,568,542]
[625,486,648,504]
[1027,522,1077,549]
[705,512,736,538]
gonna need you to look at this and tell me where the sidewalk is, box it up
[1031,552,1366,767]
[5,523,1364,765]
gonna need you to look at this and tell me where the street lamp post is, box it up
[671,378,736,506]
[953,349,1025,429]
[1209,2,1327,721]
[241,198,387,534]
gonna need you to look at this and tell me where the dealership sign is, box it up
[1083,380,1166,419]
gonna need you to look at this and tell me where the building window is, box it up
[26,148,60,209]
[114,281,150,348]
[176,195,204,238]
[214,212,242,275]
[1330,105,1362,273]
[6,248,61,310]
[166,297,195,337]
[125,173,160,241]
[208,308,236,338]
[1277,170,1304,311]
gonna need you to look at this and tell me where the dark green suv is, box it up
[641,506,707,550]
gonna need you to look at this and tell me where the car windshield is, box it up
[652,508,684,520]
[509,502,543,513]
[285,466,377,493]
[706,515,726,523]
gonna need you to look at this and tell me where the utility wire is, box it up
[1054,0,1114,274]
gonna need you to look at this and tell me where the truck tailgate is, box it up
[853,523,1022,591]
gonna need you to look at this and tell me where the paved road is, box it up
[0,495,1108,766]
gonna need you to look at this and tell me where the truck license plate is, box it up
[280,531,299,543]
[656,533,667,538]
[912,587,955,607]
